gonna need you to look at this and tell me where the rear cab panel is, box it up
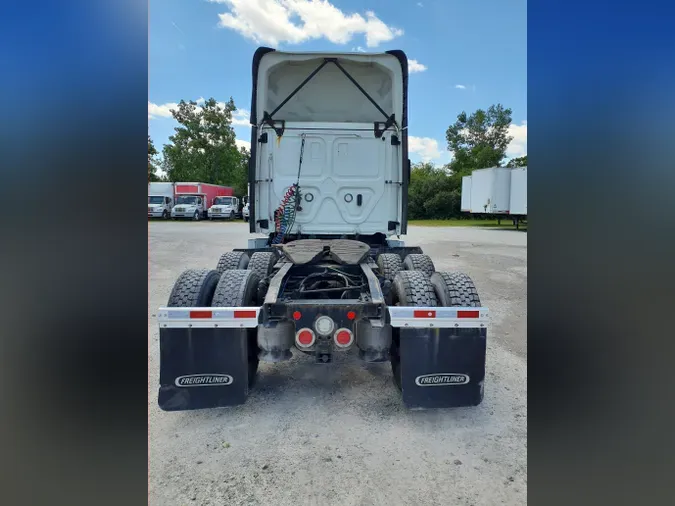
[249,49,409,238]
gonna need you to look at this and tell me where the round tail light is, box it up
[295,328,316,348]
[314,315,335,336]
[334,328,354,348]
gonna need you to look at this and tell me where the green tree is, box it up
[408,162,463,219]
[445,104,513,175]
[148,135,160,182]
[162,97,248,195]
[506,155,527,168]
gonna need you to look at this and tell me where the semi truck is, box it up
[148,182,175,219]
[157,48,489,411]
[171,183,233,220]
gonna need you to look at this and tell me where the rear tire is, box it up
[389,271,439,391]
[216,251,250,273]
[403,253,435,277]
[211,270,261,387]
[430,272,481,307]
[377,253,402,282]
[248,252,276,281]
[167,269,220,307]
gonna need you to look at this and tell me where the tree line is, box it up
[149,100,526,219]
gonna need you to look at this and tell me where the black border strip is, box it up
[249,47,276,233]
[385,50,409,235]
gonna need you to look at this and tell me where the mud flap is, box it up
[399,327,486,409]
[158,327,250,411]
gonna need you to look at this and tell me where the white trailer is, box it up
[469,167,511,214]
[461,175,472,213]
[148,182,175,219]
[509,167,527,216]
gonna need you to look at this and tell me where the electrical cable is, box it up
[272,134,305,244]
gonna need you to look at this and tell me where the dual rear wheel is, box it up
[377,253,481,393]
[167,250,279,387]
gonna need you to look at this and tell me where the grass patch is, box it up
[409,219,527,230]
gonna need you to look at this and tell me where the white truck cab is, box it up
[148,195,173,219]
[208,196,239,220]
[171,195,205,220]
[148,182,175,219]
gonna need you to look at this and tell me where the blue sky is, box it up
[149,0,526,167]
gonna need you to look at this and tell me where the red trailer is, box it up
[172,183,234,220]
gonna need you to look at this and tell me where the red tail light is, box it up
[334,328,353,348]
[234,310,257,318]
[295,328,315,348]
[457,310,480,318]
[189,310,212,319]
[413,310,436,318]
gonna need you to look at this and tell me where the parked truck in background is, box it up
[148,182,175,219]
[157,48,489,411]
[208,195,240,220]
[171,183,233,220]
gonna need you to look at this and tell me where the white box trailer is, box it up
[469,167,511,214]
[509,167,527,216]
[461,175,472,212]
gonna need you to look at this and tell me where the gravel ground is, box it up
[149,222,527,506]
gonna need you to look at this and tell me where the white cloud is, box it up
[417,2,423,7]
[408,59,427,73]
[455,84,466,90]
[351,46,366,52]
[506,120,527,158]
[235,139,252,151]
[210,0,403,47]
[409,136,442,162]
[148,101,179,119]
[231,109,250,126]
[148,99,250,126]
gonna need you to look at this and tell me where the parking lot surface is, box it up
[149,222,527,506]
